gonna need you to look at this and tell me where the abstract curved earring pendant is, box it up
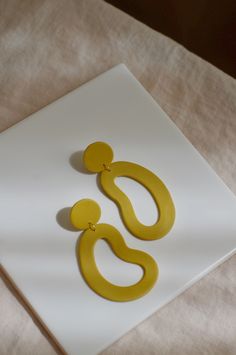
[70,199,158,302]
[83,142,175,241]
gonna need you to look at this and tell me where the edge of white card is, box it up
[1,63,235,200]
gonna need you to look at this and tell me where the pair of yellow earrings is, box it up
[70,142,175,302]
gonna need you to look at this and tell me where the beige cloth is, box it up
[0,0,236,354]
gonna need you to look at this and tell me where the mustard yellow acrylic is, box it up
[83,142,175,240]
[70,199,158,302]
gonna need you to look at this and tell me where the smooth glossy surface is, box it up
[70,199,101,230]
[84,141,113,172]
[70,198,158,301]
[101,160,175,240]
[78,223,158,302]
[84,141,175,240]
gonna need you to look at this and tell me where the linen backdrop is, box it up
[0,0,235,354]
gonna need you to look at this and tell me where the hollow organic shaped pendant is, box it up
[70,199,158,302]
[83,142,175,240]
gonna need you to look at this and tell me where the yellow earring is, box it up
[70,199,158,302]
[83,142,175,241]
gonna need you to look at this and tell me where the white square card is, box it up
[0,65,235,355]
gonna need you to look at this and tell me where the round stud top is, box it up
[83,142,113,173]
[70,199,101,230]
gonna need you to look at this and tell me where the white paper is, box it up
[0,64,235,355]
